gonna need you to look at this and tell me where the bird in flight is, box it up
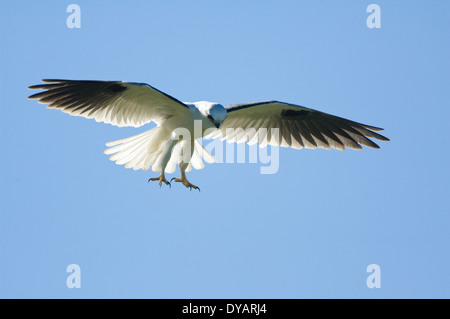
[28,79,389,190]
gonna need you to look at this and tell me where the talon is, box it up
[148,172,171,188]
[171,174,200,191]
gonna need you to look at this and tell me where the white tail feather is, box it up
[104,128,216,172]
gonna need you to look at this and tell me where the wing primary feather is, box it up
[352,126,390,142]
[294,121,317,148]
[327,119,384,148]
[309,118,345,150]
[288,121,305,149]
[315,118,362,149]
[280,119,292,147]
[302,120,329,148]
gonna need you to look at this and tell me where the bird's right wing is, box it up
[207,101,389,150]
[28,79,190,127]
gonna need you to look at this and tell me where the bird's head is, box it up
[196,101,228,128]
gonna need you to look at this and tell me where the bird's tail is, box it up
[104,127,216,173]
[104,127,167,171]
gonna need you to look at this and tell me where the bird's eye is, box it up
[207,115,214,121]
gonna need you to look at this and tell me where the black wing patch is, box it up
[281,109,310,119]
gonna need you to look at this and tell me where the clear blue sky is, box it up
[1,1,449,298]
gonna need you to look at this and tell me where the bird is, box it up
[28,79,389,190]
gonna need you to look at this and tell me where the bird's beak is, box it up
[214,122,220,129]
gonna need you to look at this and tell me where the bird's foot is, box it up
[170,176,200,192]
[148,173,171,188]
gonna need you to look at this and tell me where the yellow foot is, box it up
[148,173,171,188]
[170,176,200,192]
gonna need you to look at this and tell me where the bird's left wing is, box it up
[207,101,389,150]
[28,79,190,127]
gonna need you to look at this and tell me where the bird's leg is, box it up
[170,163,200,191]
[148,171,171,188]
[171,172,200,191]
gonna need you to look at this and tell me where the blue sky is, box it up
[1,1,449,298]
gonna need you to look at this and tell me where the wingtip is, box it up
[28,84,42,90]
[41,79,65,83]
[363,124,384,132]
[27,91,47,100]
[376,133,390,142]
[27,92,38,99]
[28,79,60,90]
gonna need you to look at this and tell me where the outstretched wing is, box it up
[28,79,190,127]
[209,101,389,150]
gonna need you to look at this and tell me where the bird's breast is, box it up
[164,110,215,139]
